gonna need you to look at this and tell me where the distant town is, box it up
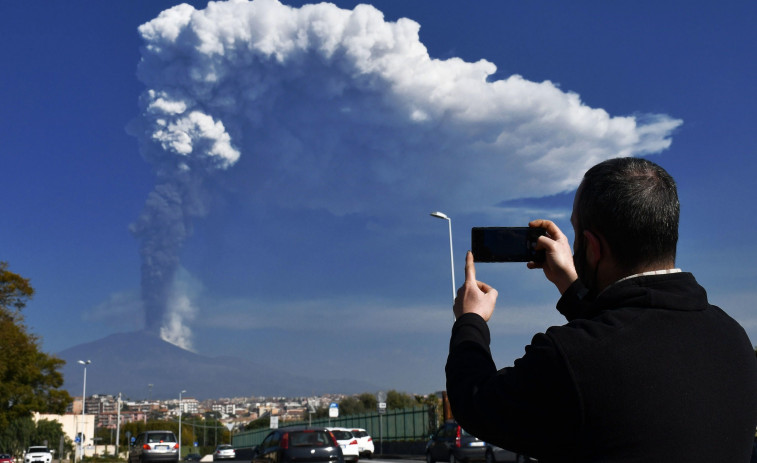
[71,393,355,432]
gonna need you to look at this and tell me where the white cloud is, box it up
[128,0,682,349]
[134,0,682,215]
[159,267,202,350]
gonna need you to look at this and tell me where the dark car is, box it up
[426,422,486,463]
[183,454,202,462]
[252,426,344,463]
[129,430,179,463]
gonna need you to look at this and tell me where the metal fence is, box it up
[233,405,437,449]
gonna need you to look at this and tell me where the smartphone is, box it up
[471,227,546,263]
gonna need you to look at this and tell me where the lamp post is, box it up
[178,390,187,460]
[430,212,456,305]
[77,360,91,463]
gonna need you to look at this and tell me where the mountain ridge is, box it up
[57,330,378,400]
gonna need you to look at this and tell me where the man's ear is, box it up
[583,229,602,268]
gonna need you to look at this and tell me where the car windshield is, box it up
[217,446,232,450]
[330,431,353,441]
[147,433,175,443]
[290,431,332,447]
[29,448,49,453]
[351,431,367,438]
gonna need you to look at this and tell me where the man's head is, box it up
[571,157,679,290]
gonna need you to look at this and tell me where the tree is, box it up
[244,416,271,431]
[34,419,73,457]
[337,397,366,416]
[0,416,35,457]
[0,417,72,459]
[386,390,417,410]
[357,393,377,411]
[0,262,72,431]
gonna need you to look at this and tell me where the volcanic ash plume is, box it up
[129,0,681,348]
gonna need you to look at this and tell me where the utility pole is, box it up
[116,393,122,458]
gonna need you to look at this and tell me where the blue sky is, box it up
[2,0,756,395]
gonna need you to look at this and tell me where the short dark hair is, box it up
[576,157,679,272]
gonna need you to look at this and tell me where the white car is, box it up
[327,427,359,462]
[350,428,374,458]
[24,447,52,463]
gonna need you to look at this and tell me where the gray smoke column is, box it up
[129,0,681,348]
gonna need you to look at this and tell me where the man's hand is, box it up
[453,251,498,321]
[527,219,578,294]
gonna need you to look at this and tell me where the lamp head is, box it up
[430,211,449,220]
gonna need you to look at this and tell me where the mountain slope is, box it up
[57,331,376,399]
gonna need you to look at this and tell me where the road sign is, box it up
[270,416,279,429]
[377,391,387,414]
[329,402,339,418]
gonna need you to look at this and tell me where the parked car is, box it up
[24,447,52,463]
[426,421,485,463]
[350,429,374,458]
[183,454,202,461]
[1,454,14,463]
[129,430,179,463]
[326,428,359,463]
[213,445,235,461]
[252,426,344,463]
[484,444,536,463]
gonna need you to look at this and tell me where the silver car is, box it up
[213,445,236,461]
[129,430,179,463]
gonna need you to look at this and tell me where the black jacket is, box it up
[446,272,757,462]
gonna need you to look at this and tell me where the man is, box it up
[446,158,757,462]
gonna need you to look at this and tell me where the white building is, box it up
[212,403,236,415]
[33,412,95,457]
[178,397,199,415]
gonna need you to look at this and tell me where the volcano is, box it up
[57,330,377,399]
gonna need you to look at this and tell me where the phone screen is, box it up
[471,227,546,263]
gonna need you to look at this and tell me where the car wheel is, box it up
[426,452,434,463]
[449,453,458,463]
[485,450,494,463]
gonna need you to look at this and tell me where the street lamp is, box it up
[430,212,456,305]
[77,360,91,463]
[178,390,187,460]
